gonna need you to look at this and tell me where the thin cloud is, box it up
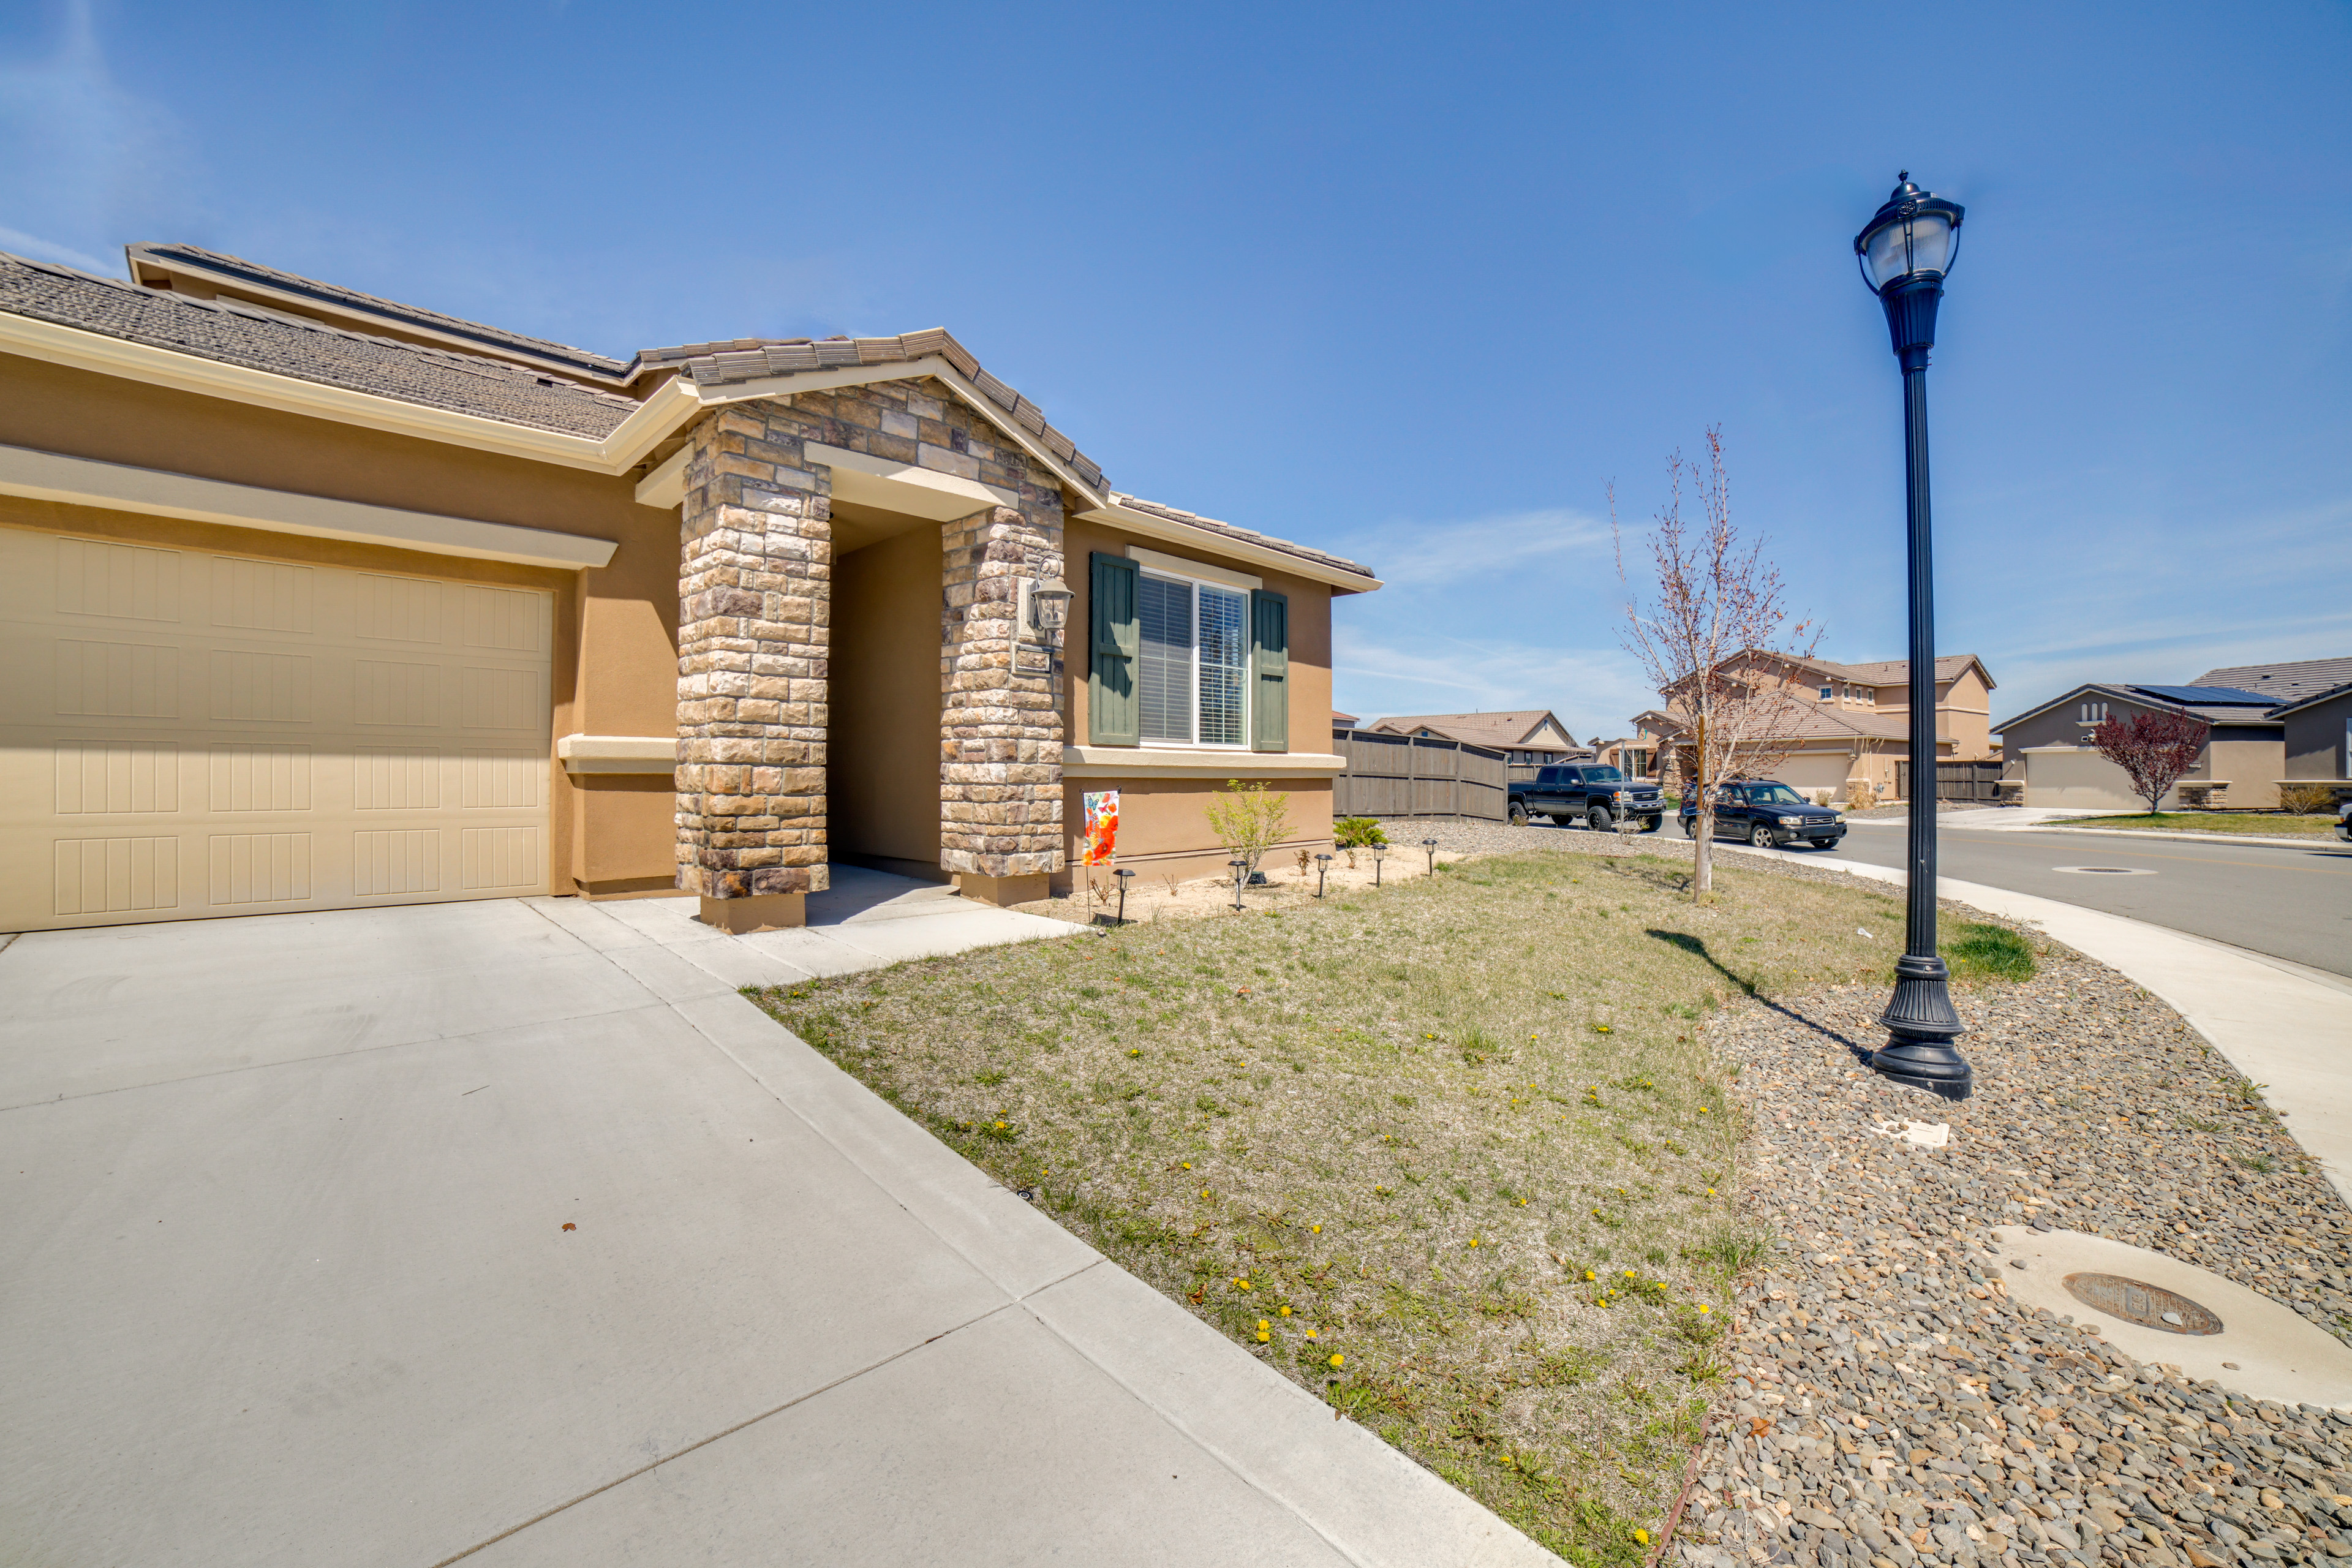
[0,225,113,274]
[1333,627,1659,739]
[1349,508,1613,594]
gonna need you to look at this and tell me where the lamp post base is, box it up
[1872,952,1973,1100]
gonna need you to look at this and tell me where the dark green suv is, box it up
[1678,779,1847,850]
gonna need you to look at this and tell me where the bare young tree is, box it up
[1613,429,1819,897]
[2090,709,2208,813]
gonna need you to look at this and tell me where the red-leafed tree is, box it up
[2090,709,2209,813]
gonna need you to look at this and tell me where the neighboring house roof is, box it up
[1331,710,1360,727]
[1815,654,1991,689]
[2267,679,2352,718]
[1994,680,2287,735]
[124,242,632,384]
[1,251,644,439]
[1366,710,1574,749]
[2189,657,2352,707]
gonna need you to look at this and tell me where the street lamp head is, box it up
[1854,172,1965,296]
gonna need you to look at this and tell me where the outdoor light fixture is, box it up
[1017,577,1073,641]
[1422,837,1438,876]
[1371,842,1387,886]
[1314,852,1332,899]
[1855,172,1973,1101]
[1114,866,1134,926]
[1228,858,1248,911]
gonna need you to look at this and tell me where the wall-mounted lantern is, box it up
[1017,578,1073,643]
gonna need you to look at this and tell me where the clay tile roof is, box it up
[1109,492,1376,581]
[0,249,643,439]
[639,328,1107,492]
[2188,655,2352,707]
[125,242,631,382]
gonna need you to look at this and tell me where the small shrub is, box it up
[1844,779,1877,812]
[1203,780,1294,880]
[1940,921,2036,983]
[1334,816,1389,849]
[2280,783,2337,814]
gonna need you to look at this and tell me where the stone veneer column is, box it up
[674,405,831,932]
[940,505,1065,905]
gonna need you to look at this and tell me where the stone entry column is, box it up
[941,505,1065,905]
[674,407,830,932]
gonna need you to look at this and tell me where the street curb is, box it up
[1848,819,2340,851]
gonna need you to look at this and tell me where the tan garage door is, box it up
[0,529,552,932]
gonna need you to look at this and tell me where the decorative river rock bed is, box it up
[1678,953,2352,1568]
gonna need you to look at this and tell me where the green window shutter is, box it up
[1250,589,1289,753]
[1089,551,1140,747]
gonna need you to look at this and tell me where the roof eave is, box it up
[1079,499,1381,594]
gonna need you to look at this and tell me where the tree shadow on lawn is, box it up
[1645,928,1874,1066]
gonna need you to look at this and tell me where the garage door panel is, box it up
[1,532,553,932]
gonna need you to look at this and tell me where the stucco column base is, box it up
[957,872,1048,908]
[698,893,806,933]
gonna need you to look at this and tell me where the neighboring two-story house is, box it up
[1643,650,1996,801]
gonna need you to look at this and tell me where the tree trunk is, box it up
[1691,715,1713,896]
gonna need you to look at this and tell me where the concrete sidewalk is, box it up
[0,884,1549,1567]
[1722,839,2352,1200]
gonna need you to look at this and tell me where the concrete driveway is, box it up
[1,879,1545,1567]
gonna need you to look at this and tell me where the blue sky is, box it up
[4,1,2347,739]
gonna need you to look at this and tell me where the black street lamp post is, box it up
[1855,172,1973,1101]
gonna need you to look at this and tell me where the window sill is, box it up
[1061,746,1345,778]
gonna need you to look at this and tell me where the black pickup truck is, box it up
[1507,764,1665,832]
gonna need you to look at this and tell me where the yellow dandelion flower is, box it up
[1257,1319,1270,1331]
[1182,1162,1193,1170]
[1623,1268,1635,1277]
[1310,1223,1322,1233]
[1329,1353,1344,1368]
[1468,1238,1480,1248]
[1306,1328,1318,1339]
[1635,1529,1651,1545]
[1128,1049,1140,1057]
[1237,1278,1253,1290]
[1706,1187,1716,1196]
[1280,1305,1292,1317]
[1699,1106,1711,1114]
[1697,1304,1711,1314]
[1582,1269,1597,1281]
[1256,1330,1270,1343]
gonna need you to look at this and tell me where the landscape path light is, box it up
[1855,171,1972,1101]
[1114,867,1133,925]
[1314,852,1332,898]
[1228,858,1248,912]
[1422,837,1438,876]
[1371,842,1387,886]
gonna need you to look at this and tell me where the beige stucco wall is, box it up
[2022,745,2177,810]
[832,524,948,881]
[0,349,682,900]
[2285,693,2352,780]
[2206,729,2285,809]
[1054,516,1343,890]
[1058,776,1336,891]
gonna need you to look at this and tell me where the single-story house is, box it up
[0,243,1379,934]
[1644,652,1994,801]
[1996,655,2352,810]
[1364,709,1583,767]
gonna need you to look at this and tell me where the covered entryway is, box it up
[0,528,553,931]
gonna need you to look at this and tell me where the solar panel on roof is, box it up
[2128,685,2275,704]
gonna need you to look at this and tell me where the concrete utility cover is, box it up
[1990,1227,2352,1407]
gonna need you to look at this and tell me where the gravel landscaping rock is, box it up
[1671,932,2352,1568]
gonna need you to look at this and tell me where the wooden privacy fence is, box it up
[1896,759,2003,804]
[1330,728,1507,821]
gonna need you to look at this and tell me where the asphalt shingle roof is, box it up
[127,243,631,383]
[1366,710,1569,748]
[1109,493,1375,582]
[1,251,643,439]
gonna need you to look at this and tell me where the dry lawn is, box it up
[749,851,2019,1562]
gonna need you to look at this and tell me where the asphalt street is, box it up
[1815,821,2352,978]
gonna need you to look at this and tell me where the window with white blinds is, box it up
[1137,570,1250,747]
